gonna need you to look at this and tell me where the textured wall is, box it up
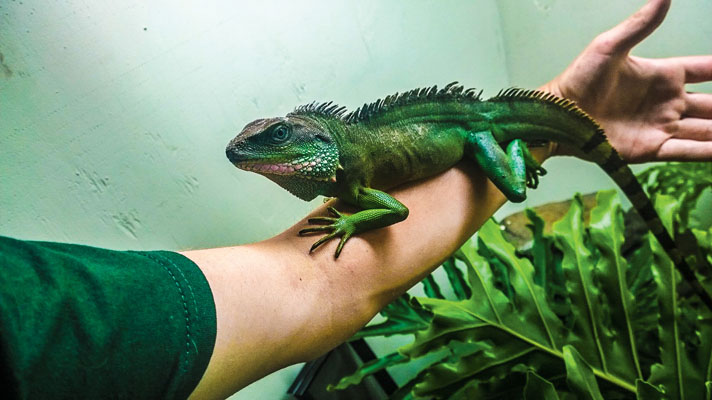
[0,0,507,252]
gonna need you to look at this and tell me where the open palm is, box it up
[542,0,712,162]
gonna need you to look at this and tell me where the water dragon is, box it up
[225,82,712,309]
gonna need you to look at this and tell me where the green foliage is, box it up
[637,162,712,231]
[330,163,712,399]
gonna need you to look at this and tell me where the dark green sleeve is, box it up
[0,236,217,400]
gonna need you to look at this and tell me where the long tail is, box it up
[487,88,711,308]
[578,120,712,310]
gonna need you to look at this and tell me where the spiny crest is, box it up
[344,82,483,124]
[289,101,349,119]
[288,82,484,124]
[489,88,604,131]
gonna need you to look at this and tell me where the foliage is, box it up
[330,163,712,399]
[637,162,712,232]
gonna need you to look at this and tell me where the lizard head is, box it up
[226,115,340,198]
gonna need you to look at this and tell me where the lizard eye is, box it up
[270,125,291,144]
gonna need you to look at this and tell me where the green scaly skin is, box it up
[226,82,712,310]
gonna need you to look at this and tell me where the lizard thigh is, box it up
[464,130,527,203]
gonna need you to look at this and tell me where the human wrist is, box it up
[537,79,567,101]
[531,79,564,160]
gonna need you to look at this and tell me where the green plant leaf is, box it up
[526,207,570,323]
[638,162,712,231]
[524,370,561,400]
[352,294,432,340]
[562,345,604,400]
[587,190,644,380]
[327,352,408,391]
[647,196,712,400]
[334,165,712,399]
[422,274,445,299]
[401,202,640,397]
[635,379,665,400]
[527,207,554,288]
[443,256,470,300]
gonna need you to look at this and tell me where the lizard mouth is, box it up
[235,161,300,176]
[235,161,336,182]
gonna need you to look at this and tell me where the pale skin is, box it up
[186,1,712,398]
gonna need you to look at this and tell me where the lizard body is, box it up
[226,82,712,308]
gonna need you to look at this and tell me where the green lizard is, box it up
[226,82,712,309]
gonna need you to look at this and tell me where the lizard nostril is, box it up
[225,146,242,163]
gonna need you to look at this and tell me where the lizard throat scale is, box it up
[225,81,712,311]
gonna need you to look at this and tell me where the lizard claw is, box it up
[310,232,338,252]
[306,216,337,225]
[327,206,343,218]
[299,226,333,235]
[525,163,547,189]
[308,229,353,258]
[300,207,356,258]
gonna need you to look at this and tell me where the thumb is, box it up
[594,0,671,55]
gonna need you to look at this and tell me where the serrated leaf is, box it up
[342,195,665,398]
[352,294,431,340]
[638,162,712,229]
[647,196,712,400]
[442,256,470,300]
[336,165,712,399]
[527,207,553,288]
[553,195,610,374]
[527,207,570,323]
[636,379,665,400]
[588,190,644,381]
[422,274,445,299]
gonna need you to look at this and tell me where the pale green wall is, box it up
[0,0,507,252]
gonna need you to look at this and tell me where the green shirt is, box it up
[0,236,217,399]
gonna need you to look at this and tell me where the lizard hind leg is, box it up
[509,139,547,189]
[465,131,533,203]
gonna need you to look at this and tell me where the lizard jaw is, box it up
[236,161,298,175]
[236,161,337,182]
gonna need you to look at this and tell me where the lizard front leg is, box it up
[298,187,409,258]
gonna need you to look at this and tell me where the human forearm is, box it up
[183,149,551,399]
[183,164,502,399]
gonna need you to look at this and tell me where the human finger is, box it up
[657,138,712,161]
[684,93,712,119]
[670,118,712,141]
[594,0,670,55]
[671,56,712,83]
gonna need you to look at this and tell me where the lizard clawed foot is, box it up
[298,207,356,258]
[525,164,547,189]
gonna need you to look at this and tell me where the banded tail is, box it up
[576,109,712,310]
[491,88,711,309]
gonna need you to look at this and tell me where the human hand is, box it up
[540,0,712,163]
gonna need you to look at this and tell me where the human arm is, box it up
[182,158,521,399]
